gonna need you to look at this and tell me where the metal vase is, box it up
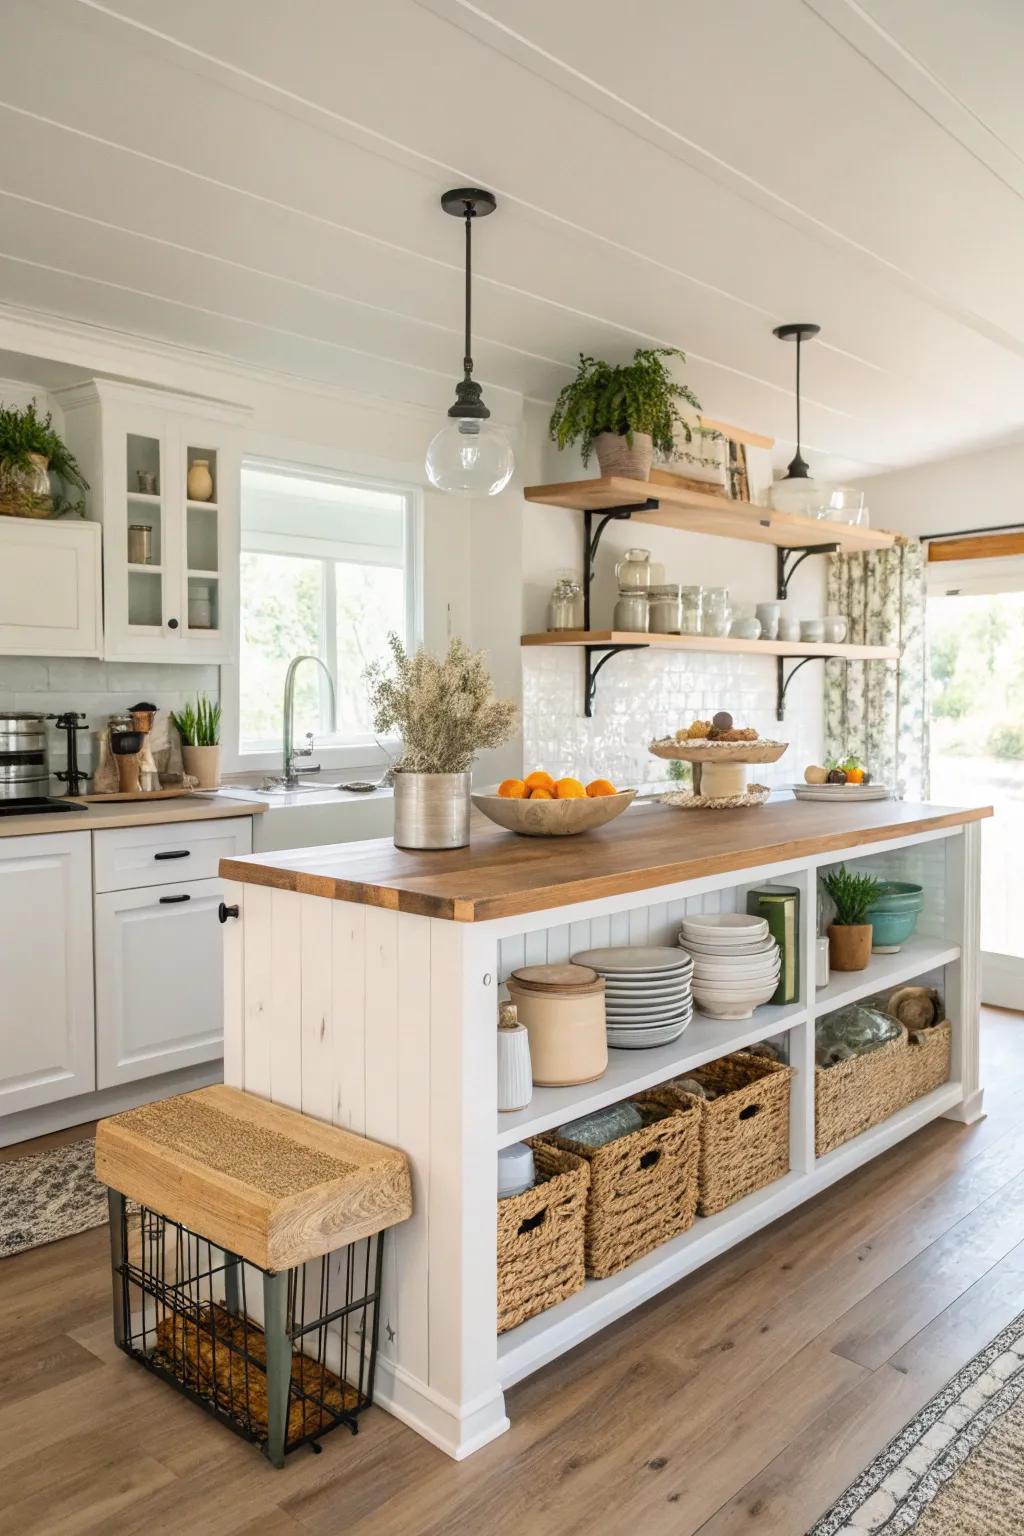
[393,771,471,850]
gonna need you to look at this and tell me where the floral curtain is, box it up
[824,539,930,800]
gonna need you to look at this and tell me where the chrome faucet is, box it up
[282,655,336,788]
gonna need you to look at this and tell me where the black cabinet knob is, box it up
[218,902,240,924]
[167,617,179,630]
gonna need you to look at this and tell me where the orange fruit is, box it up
[555,777,586,799]
[586,778,617,797]
[498,778,526,799]
[524,770,555,794]
[529,786,554,800]
[845,767,865,785]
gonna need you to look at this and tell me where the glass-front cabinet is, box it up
[58,381,245,663]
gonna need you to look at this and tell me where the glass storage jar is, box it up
[679,586,704,635]
[702,587,732,637]
[613,588,649,633]
[648,583,682,634]
[547,576,584,632]
[615,548,652,591]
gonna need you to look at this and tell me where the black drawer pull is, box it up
[159,893,191,904]
[218,902,240,924]
[154,849,191,861]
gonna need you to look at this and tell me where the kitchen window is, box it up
[232,460,420,769]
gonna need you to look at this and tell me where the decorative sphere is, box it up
[425,418,514,496]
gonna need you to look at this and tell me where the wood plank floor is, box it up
[2,1008,1022,1536]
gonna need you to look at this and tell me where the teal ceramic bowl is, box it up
[868,881,924,910]
[867,898,922,953]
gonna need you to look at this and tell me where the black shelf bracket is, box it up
[583,500,659,628]
[776,654,824,721]
[585,644,648,718]
[776,542,840,601]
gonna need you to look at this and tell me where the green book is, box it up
[747,885,800,1004]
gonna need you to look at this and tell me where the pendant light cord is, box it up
[463,206,473,380]
[794,334,802,458]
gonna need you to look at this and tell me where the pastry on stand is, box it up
[649,711,788,810]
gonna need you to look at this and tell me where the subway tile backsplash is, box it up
[521,647,822,790]
[0,657,219,782]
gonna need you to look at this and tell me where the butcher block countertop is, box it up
[0,792,267,838]
[220,798,992,923]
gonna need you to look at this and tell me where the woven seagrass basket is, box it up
[679,1052,794,1216]
[497,1139,589,1334]
[542,1085,702,1279]
[815,1021,951,1157]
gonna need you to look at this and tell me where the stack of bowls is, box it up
[678,914,781,1020]
[571,946,694,1049]
[865,881,924,953]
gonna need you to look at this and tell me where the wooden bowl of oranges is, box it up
[472,772,637,837]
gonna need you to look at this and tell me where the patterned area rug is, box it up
[811,1309,1024,1533]
[0,1138,109,1258]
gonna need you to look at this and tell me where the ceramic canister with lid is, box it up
[506,963,608,1087]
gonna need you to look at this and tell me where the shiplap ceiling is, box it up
[1,0,1023,477]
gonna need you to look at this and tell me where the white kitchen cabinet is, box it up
[95,876,228,1088]
[0,832,94,1114]
[93,815,252,893]
[57,379,247,663]
[0,518,102,657]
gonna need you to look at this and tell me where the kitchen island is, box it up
[220,797,991,1459]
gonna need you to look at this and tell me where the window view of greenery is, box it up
[238,466,409,755]
[929,590,1024,958]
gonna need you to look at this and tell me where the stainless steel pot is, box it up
[0,712,50,799]
[392,771,471,850]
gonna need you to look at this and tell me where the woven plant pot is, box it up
[678,1052,794,1216]
[828,923,873,972]
[0,453,52,518]
[542,1084,702,1279]
[593,431,653,480]
[815,1021,951,1157]
[497,1139,589,1334]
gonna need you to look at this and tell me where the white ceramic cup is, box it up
[778,616,802,642]
[755,602,781,640]
[800,619,825,643]
[822,614,848,643]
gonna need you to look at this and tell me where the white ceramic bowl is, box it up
[681,913,768,939]
[679,935,777,957]
[473,788,636,837]
[690,958,780,980]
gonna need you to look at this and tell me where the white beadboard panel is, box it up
[299,893,334,1125]
[395,912,432,1386]
[331,903,366,1133]
[241,883,272,1098]
[363,908,401,1363]
[268,889,302,1112]
[221,880,244,1090]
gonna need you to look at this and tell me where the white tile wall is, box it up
[521,646,823,790]
[0,657,219,784]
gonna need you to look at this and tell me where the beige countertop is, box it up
[0,793,267,837]
[220,798,993,923]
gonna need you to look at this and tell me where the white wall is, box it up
[861,440,1024,539]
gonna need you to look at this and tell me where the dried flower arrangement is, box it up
[365,633,517,775]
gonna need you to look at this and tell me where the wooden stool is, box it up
[96,1085,412,1466]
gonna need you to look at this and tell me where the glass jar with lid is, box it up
[547,575,584,632]
[612,589,649,633]
[702,587,732,638]
[614,548,652,591]
[679,586,704,635]
[648,583,682,635]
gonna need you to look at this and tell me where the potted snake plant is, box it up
[821,865,882,972]
[548,346,708,481]
[171,695,222,790]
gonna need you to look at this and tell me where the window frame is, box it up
[223,451,423,776]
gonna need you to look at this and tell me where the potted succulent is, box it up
[548,346,707,481]
[0,400,89,518]
[365,633,517,850]
[821,865,882,972]
[171,695,222,789]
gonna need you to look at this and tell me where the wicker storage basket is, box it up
[497,1139,589,1334]
[681,1052,794,1216]
[542,1085,702,1279]
[815,1021,951,1157]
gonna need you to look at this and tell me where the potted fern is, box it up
[821,865,882,972]
[171,695,222,789]
[365,633,516,849]
[0,400,89,518]
[548,346,706,481]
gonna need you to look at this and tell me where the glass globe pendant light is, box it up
[425,188,514,496]
[769,322,823,515]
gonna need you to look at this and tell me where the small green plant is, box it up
[0,399,89,514]
[171,695,221,746]
[667,758,693,787]
[821,865,881,926]
[548,347,710,466]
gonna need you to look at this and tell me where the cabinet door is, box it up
[177,415,239,664]
[95,877,226,1088]
[0,833,95,1115]
[0,520,102,658]
[104,401,183,660]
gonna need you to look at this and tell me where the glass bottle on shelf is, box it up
[648,583,682,634]
[702,587,732,638]
[679,586,704,635]
[613,588,649,633]
[547,574,584,632]
[614,548,652,591]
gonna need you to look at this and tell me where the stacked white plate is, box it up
[677,914,781,1020]
[571,945,693,1050]
[791,782,890,802]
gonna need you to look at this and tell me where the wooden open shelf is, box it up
[521,631,899,661]
[524,476,896,553]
